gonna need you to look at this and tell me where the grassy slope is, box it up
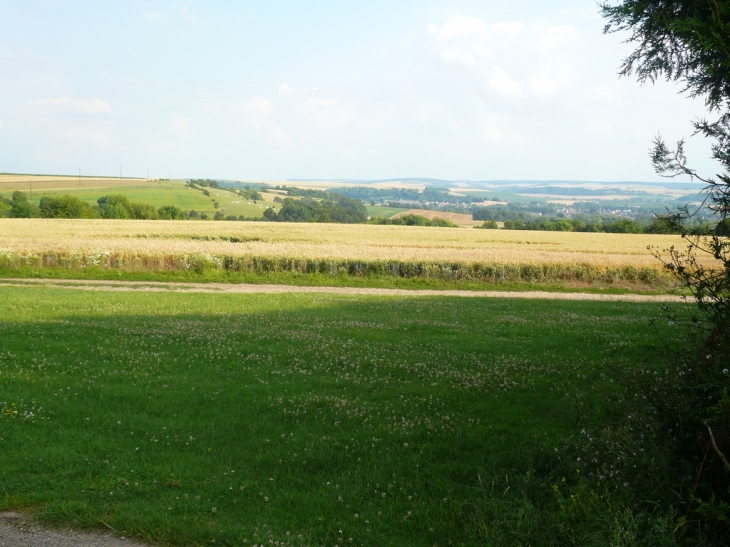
[25,184,212,210]
[365,205,409,218]
[10,182,281,218]
[0,287,682,546]
[204,187,280,218]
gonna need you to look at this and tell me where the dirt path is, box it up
[0,512,148,547]
[0,277,685,302]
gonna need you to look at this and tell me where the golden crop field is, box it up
[0,218,693,267]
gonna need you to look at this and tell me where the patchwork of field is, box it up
[0,218,690,268]
[0,285,683,546]
[0,174,147,192]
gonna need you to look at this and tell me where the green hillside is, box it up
[366,205,409,218]
[5,181,281,218]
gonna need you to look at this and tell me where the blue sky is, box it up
[0,1,717,181]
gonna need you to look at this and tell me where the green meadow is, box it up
[364,205,410,218]
[12,183,211,211]
[0,286,685,546]
[204,187,280,218]
[6,182,280,218]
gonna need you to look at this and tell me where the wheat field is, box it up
[0,218,691,266]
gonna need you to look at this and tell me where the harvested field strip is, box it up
[0,278,684,301]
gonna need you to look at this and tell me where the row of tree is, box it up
[369,214,457,227]
[262,196,367,223]
[1,192,190,220]
[489,216,704,234]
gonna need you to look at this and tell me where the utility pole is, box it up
[29,179,31,199]
[79,168,81,186]
[147,168,149,182]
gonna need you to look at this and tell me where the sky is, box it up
[0,1,720,182]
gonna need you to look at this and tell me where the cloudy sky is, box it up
[0,1,718,181]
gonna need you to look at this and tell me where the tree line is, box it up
[1,192,192,220]
[262,196,367,223]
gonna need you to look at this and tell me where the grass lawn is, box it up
[0,287,684,546]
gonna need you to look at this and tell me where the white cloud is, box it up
[170,114,191,138]
[303,97,353,125]
[414,101,443,124]
[431,15,522,42]
[483,114,505,142]
[429,16,580,99]
[529,61,575,95]
[244,96,272,117]
[242,97,291,143]
[279,83,320,96]
[591,84,626,105]
[30,97,112,114]
[430,16,523,67]
[440,50,477,66]
[144,11,167,23]
[489,67,522,98]
[279,84,352,126]
[536,25,578,52]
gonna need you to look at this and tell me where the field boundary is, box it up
[0,278,686,301]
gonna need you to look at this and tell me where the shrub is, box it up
[39,195,98,219]
[477,220,499,229]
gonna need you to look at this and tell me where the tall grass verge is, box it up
[0,249,669,287]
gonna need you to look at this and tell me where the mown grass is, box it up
[0,287,686,546]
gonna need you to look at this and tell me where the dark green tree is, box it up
[9,191,39,218]
[599,0,730,540]
[39,195,98,218]
[157,205,187,220]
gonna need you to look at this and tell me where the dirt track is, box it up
[0,278,685,302]
[0,511,147,547]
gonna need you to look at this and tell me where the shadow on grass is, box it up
[0,288,685,546]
